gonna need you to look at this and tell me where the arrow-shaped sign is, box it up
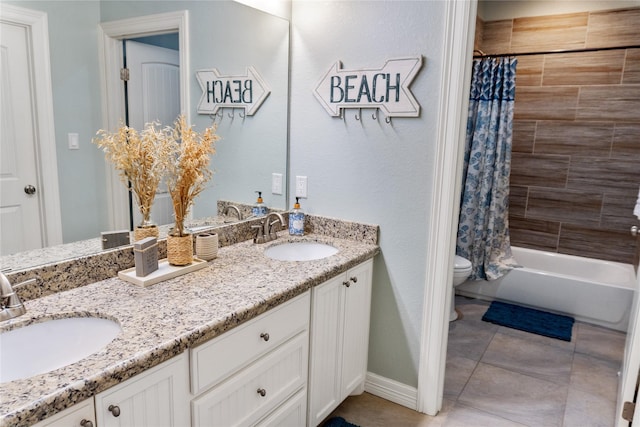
[314,56,423,118]
[196,66,271,116]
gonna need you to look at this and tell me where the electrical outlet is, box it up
[295,176,308,198]
[271,173,283,195]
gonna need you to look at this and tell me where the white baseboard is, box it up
[364,371,418,411]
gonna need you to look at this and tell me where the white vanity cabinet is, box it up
[190,292,310,427]
[27,255,376,427]
[307,259,373,427]
[33,399,95,427]
[94,353,190,427]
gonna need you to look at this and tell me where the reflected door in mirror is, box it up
[0,21,45,255]
[126,39,180,229]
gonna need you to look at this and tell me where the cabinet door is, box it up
[340,259,373,397]
[307,275,345,426]
[33,399,95,427]
[95,353,190,427]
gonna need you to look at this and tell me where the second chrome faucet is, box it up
[252,212,286,244]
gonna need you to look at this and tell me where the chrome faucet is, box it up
[252,212,285,244]
[0,272,26,321]
[222,205,243,222]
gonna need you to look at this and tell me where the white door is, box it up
[0,21,45,255]
[617,233,640,426]
[125,40,180,228]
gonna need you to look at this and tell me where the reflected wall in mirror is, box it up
[0,0,289,267]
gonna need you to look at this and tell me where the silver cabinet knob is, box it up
[260,332,270,342]
[632,226,638,237]
[257,388,267,397]
[108,405,121,417]
[80,420,94,427]
[24,185,36,195]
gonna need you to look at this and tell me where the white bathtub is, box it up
[456,246,638,331]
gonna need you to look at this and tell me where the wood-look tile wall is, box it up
[477,7,640,264]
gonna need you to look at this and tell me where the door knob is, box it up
[632,226,638,237]
[24,185,36,195]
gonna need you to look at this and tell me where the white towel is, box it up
[635,187,640,219]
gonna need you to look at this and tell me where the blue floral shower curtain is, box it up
[456,56,518,280]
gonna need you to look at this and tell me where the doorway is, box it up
[440,3,640,426]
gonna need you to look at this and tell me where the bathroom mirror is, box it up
[0,0,289,269]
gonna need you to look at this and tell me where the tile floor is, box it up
[328,296,626,427]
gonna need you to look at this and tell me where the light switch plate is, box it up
[68,133,79,150]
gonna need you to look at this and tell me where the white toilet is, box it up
[450,255,472,321]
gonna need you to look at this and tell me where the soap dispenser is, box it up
[289,197,305,236]
[253,191,267,217]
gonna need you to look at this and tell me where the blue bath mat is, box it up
[482,301,575,341]
[323,417,360,427]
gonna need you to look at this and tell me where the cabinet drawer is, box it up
[256,389,306,427]
[33,399,95,427]
[191,332,308,427]
[191,292,310,395]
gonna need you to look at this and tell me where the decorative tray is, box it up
[118,257,208,287]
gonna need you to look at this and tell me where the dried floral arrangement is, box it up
[164,115,219,237]
[93,122,169,228]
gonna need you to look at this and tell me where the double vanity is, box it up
[0,215,379,427]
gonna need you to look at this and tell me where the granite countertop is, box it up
[0,232,379,427]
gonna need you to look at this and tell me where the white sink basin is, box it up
[0,316,122,383]
[264,242,338,261]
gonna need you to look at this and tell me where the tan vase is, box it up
[167,234,193,266]
[133,224,159,242]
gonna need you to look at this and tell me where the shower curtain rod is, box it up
[473,44,640,58]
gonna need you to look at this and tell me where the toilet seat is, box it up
[453,255,472,276]
[454,255,472,270]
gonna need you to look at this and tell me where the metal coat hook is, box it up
[239,110,246,119]
[355,109,361,121]
[210,111,223,126]
[372,109,378,121]
[385,116,392,124]
[228,109,235,119]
